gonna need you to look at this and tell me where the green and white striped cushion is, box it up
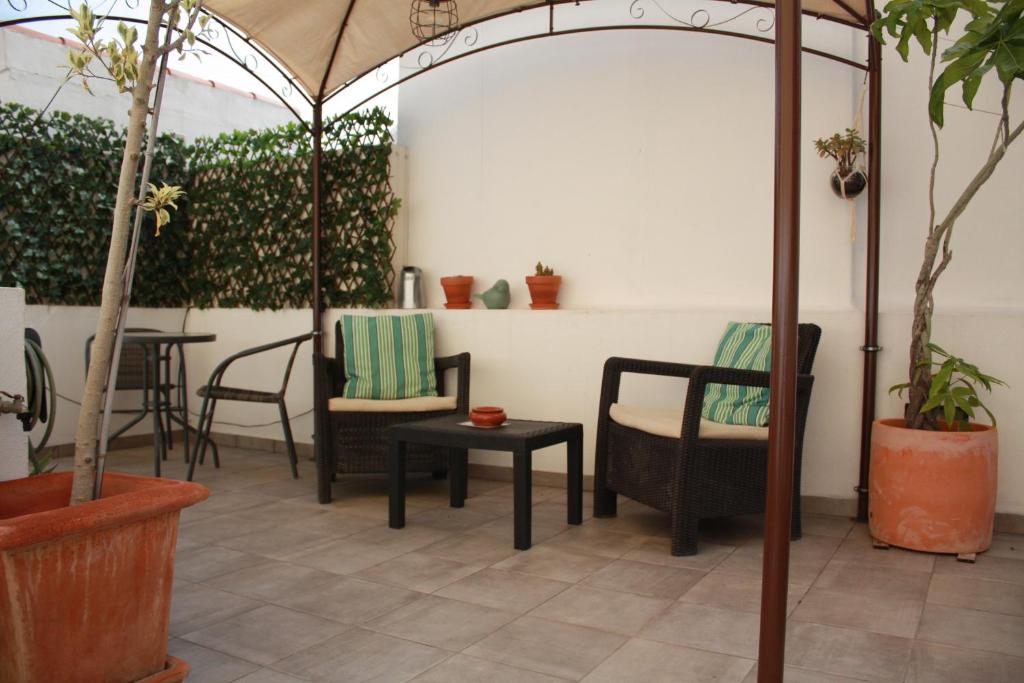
[702,322,772,426]
[340,314,438,400]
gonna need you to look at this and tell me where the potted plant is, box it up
[813,127,867,198]
[440,275,474,308]
[868,0,1023,558]
[526,262,561,309]
[1,2,210,681]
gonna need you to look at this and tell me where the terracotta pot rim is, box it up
[471,406,504,414]
[0,472,209,551]
[440,275,474,284]
[874,417,995,433]
[525,275,562,283]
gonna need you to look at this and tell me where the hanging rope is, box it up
[844,72,870,242]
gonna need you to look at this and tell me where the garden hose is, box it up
[23,334,57,472]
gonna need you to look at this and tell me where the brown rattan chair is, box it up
[594,323,821,556]
[187,333,312,481]
[318,319,470,503]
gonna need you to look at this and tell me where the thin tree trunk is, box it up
[70,1,165,505]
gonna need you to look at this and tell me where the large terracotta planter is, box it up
[440,275,474,309]
[0,472,208,683]
[525,275,562,309]
[869,418,997,555]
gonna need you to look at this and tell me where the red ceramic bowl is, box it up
[470,406,506,427]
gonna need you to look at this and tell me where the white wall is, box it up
[0,26,294,141]
[0,288,28,481]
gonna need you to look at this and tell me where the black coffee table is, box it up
[388,415,583,550]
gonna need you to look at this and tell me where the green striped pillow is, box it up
[702,322,772,426]
[340,314,438,399]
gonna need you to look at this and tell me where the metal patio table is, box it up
[388,415,583,550]
[120,331,216,477]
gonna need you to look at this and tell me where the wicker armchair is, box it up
[594,323,821,556]
[319,319,470,502]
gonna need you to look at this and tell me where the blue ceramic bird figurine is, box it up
[474,279,511,309]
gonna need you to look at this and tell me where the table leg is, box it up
[150,344,164,477]
[513,448,532,550]
[389,440,407,529]
[449,448,466,508]
[567,429,583,525]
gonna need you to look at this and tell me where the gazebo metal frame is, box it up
[1,1,884,678]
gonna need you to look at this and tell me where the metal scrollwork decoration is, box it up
[414,26,477,69]
[629,0,775,34]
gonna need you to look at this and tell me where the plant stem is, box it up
[70,0,166,505]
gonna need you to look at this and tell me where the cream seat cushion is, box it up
[609,403,769,441]
[329,395,457,413]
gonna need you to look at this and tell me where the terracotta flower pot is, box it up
[526,275,562,309]
[869,418,997,555]
[470,406,507,427]
[440,275,474,309]
[0,472,208,683]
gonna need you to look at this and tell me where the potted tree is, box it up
[868,0,1022,559]
[0,2,209,681]
[814,127,868,198]
[526,261,562,309]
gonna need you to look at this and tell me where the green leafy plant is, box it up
[813,128,866,175]
[872,0,1023,430]
[534,262,555,276]
[890,343,1007,430]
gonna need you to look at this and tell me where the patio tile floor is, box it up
[82,445,1024,682]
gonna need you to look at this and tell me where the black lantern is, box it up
[410,0,459,45]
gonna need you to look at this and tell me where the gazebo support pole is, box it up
[857,35,883,522]
[312,99,331,504]
[758,0,801,680]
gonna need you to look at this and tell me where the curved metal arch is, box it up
[327,22,868,116]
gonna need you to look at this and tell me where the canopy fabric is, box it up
[203,0,874,101]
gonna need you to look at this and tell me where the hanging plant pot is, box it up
[830,169,868,199]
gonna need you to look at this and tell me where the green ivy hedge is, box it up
[0,101,399,310]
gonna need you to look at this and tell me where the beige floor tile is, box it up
[493,546,612,583]
[985,533,1024,561]
[714,536,838,585]
[905,641,1024,683]
[237,477,316,499]
[741,664,866,682]
[366,595,518,651]
[529,584,671,636]
[436,568,571,613]
[933,553,1024,585]
[169,582,262,636]
[216,526,335,560]
[175,545,269,583]
[583,638,754,683]
[539,526,648,559]
[178,514,278,545]
[472,515,570,545]
[587,505,672,538]
[926,572,1024,617]
[236,500,337,525]
[680,570,808,615]
[621,537,735,572]
[583,559,706,599]
[418,533,520,566]
[531,499,594,524]
[406,505,504,532]
[206,560,339,601]
[917,603,1024,657]
[181,604,347,666]
[272,627,449,682]
[813,559,931,602]
[356,552,482,593]
[186,489,278,516]
[273,575,423,624]
[280,508,380,537]
[699,515,767,547]
[791,588,924,638]
[800,514,855,540]
[231,669,308,683]
[345,525,453,554]
[464,616,627,680]
[640,602,760,658]
[411,654,568,682]
[834,528,936,573]
[167,639,260,683]
[284,538,403,575]
[785,621,913,682]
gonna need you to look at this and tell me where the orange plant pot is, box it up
[440,275,474,309]
[0,472,208,683]
[525,275,562,309]
[869,418,997,555]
